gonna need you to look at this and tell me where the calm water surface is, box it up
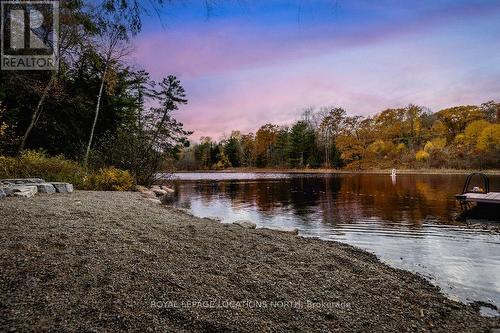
[170,172,500,310]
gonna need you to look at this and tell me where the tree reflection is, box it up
[174,174,499,226]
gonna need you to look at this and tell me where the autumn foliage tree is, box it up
[178,102,500,170]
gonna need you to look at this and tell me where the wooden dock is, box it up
[455,173,499,220]
[455,192,500,204]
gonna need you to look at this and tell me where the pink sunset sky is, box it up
[130,1,500,141]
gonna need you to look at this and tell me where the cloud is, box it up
[131,1,500,140]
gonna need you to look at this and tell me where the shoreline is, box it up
[170,168,500,175]
[1,191,498,331]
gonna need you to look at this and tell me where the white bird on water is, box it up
[391,169,397,185]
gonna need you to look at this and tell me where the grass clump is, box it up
[0,151,135,191]
[0,151,87,188]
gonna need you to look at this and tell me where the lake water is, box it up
[170,172,500,312]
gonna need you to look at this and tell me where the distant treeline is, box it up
[177,103,500,170]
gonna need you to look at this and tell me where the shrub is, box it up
[0,151,135,191]
[85,167,135,191]
[0,150,87,188]
[395,143,406,154]
[415,150,430,162]
[94,128,168,186]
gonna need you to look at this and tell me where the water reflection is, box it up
[172,173,500,309]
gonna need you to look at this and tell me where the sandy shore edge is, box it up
[0,191,498,332]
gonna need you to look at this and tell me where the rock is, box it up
[282,228,299,235]
[140,190,157,199]
[12,185,38,198]
[135,185,149,192]
[0,188,6,199]
[160,192,175,205]
[136,186,157,199]
[0,186,14,197]
[233,220,257,229]
[147,198,162,205]
[51,182,74,193]
[1,178,45,184]
[160,186,175,193]
[152,188,168,197]
[35,183,56,194]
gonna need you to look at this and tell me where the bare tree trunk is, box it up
[84,61,109,167]
[18,74,56,154]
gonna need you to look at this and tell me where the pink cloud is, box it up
[130,3,500,141]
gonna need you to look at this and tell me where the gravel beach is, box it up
[0,191,498,332]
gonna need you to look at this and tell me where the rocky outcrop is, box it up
[51,182,74,193]
[136,184,176,205]
[12,185,38,198]
[0,178,73,199]
[0,178,44,185]
[36,183,57,194]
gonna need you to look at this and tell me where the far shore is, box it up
[171,168,500,175]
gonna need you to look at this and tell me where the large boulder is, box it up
[35,183,56,194]
[51,182,74,193]
[12,185,38,198]
[0,186,14,197]
[1,178,45,184]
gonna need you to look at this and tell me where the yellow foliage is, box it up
[0,103,7,138]
[454,133,466,145]
[432,138,447,150]
[0,122,6,138]
[476,124,500,152]
[213,150,232,170]
[464,120,491,145]
[423,141,434,153]
[368,140,386,154]
[337,134,364,162]
[104,66,119,94]
[424,138,446,153]
[85,167,135,191]
[395,143,406,153]
[431,120,447,137]
[0,151,135,191]
[415,150,430,161]
[0,150,87,187]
